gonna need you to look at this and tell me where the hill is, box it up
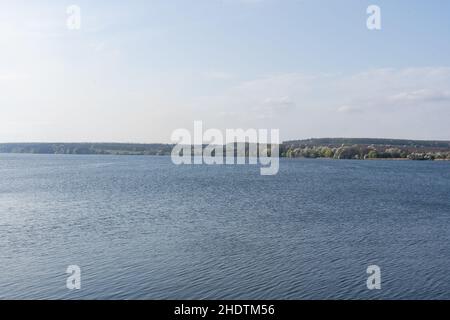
[1,138,450,160]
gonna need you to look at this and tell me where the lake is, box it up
[0,154,449,299]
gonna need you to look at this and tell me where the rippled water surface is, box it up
[0,154,449,299]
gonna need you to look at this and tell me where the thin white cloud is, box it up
[204,67,450,115]
[192,67,450,140]
[389,89,450,104]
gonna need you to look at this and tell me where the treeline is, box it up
[0,143,274,157]
[284,138,450,149]
[281,138,450,160]
[0,143,173,155]
[2,139,450,160]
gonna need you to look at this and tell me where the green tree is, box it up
[367,150,378,159]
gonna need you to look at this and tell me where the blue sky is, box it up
[1,0,450,142]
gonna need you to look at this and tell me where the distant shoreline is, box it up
[1,138,450,161]
[2,152,450,163]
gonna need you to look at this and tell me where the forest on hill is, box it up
[1,138,450,160]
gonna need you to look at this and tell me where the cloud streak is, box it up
[192,67,450,140]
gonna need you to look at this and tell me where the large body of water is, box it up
[0,154,449,299]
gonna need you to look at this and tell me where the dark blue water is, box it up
[0,154,449,299]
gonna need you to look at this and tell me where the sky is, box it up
[1,0,450,143]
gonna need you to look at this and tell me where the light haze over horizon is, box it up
[1,0,450,143]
